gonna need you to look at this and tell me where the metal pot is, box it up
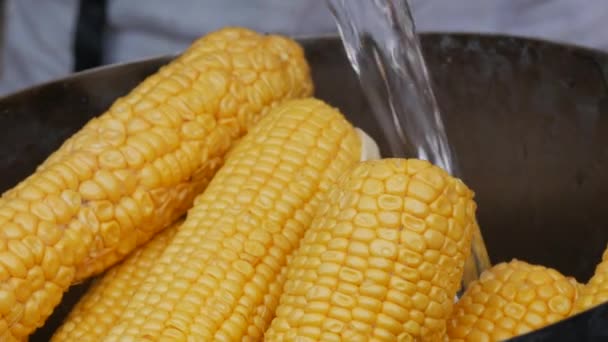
[1,34,607,341]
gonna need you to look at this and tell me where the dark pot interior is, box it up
[0,33,607,341]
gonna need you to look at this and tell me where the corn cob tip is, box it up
[355,128,381,162]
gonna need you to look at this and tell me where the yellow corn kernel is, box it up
[0,28,312,339]
[265,158,477,341]
[574,246,608,313]
[448,259,580,341]
[51,219,182,341]
[101,98,362,341]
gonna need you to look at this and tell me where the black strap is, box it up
[73,0,108,72]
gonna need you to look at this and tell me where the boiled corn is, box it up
[0,27,312,339]
[447,259,579,342]
[102,98,364,341]
[52,129,378,341]
[50,219,183,341]
[574,246,608,313]
[265,158,478,341]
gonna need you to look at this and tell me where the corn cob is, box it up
[0,27,312,339]
[50,219,183,341]
[574,246,608,313]
[51,130,378,342]
[447,260,579,341]
[265,158,477,341]
[101,98,365,341]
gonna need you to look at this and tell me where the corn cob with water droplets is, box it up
[574,246,608,313]
[0,27,312,339]
[51,219,182,341]
[264,158,477,341]
[447,260,580,341]
[101,98,366,341]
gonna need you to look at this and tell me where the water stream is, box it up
[326,0,491,291]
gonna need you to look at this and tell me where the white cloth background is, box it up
[1,0,608,96]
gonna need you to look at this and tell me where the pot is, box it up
[1,34,607,341]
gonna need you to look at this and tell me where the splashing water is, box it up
[326,0,491,290]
